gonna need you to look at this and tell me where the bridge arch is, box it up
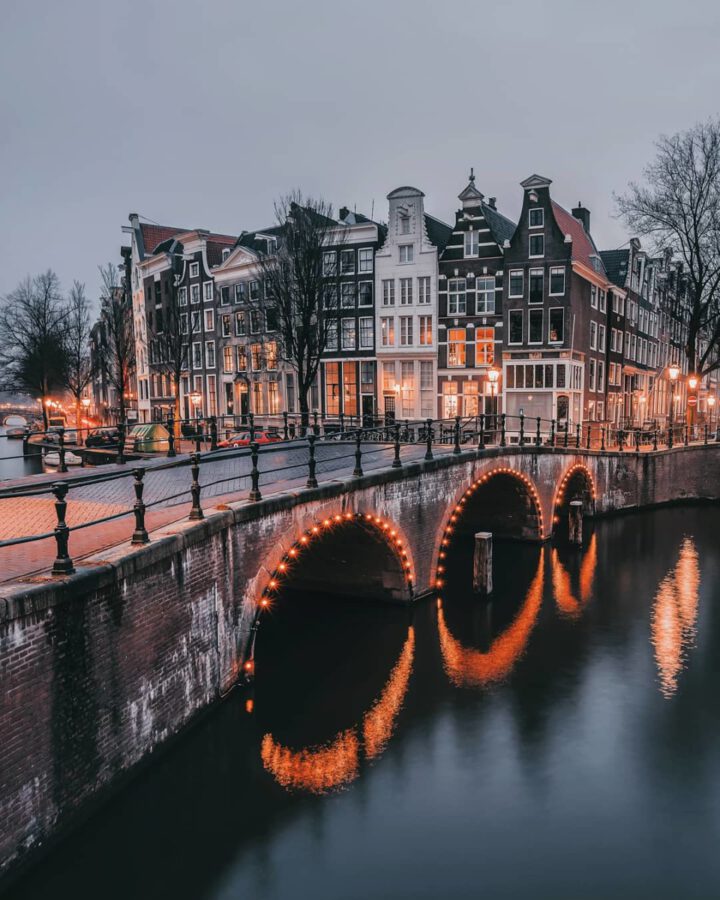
[434,467,544,591]
[551,464,596,535]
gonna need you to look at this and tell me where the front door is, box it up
[384,395,395,425]
[362,394,375,426]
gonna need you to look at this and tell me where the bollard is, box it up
[568,499,583,545]
[618,428,625,452]
[313,410,319,436]
[353,430,364,477]
[283,411,289,441]
[131,468,149,544]
[424,418,434,461]
[210,416,218,452]
[472,532,493,594]
[117,421,126,465]
[57,426,68,473]
[51,482,74,574]
[667,425,673,449]
[519,413,525,446]
[453,416,461,454]
[249,442,262,501]
[536,416,542,447]
[575,422,581,449]
[248,412,255,443]
[167,413,176,457]
[652,429,658,452]
[563,423,569,448]
[195,420,202,454]
[586,424,592,450]
[478,413,486,450]
[500,413,507,447]
[392,424,402,468]
[601,426,606,452]
[189,453,203,520]
[306,434,318,488]
[550,419,556,447]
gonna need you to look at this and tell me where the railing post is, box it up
[586,423,591,450]
[313,410,319,436]
[424,418,434,461]
[117,421,126,465]
[550,419,556,447]
[519,413,525,446]
[306,433,318,488]
[189,452,203,520]
[667,425,673,449]
[575,422,581,449]
[51,482,74,575]
[564,422,569,448]
[453,416,461,455]
[392,423,402,468]
[131,467,149,544]
[353,429,364,477]
[652,428,658,452]
[704,422,709,445]
[340,412,345,434]
[618,428,625,452]
[248,412,255,443]
[478,413,486,450]
[194,419,202,454]
[536,416,542,447]
[500,414,507,447]
[209,416,218,452]
[249,441,262,501]
[601,426,606,452]
[167,413,176,457]
[283,411,289,441]
[684,424,689,447]
[57,425,68,473]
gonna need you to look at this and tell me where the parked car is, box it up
[85,428,120,448]
[218,430,283,448]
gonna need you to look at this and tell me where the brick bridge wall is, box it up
[1,443,719,882]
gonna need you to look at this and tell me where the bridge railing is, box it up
[1,411,718,580]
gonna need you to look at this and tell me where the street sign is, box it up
[688,396,698,406]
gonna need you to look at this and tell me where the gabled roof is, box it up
[483,203,515,245]
[236,225,285,253]
[207,236,238,267]
[424,214,453,251]
[551,201,606,275]
[140,223,187,257]
[599,249,629,288]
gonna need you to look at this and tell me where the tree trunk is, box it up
[75,397,83,444]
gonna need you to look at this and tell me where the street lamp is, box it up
[487,367,500,428]
[688,374,699,391]
[668,364,680,428]
[708,394,716,435]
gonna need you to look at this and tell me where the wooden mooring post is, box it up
[569,500,583,545]
[473,531,493,594]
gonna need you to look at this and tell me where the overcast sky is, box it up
[1,0,719,303]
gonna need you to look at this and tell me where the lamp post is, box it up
[668,364,680,428]
[487,367,500,429]
[687,373,699,435]
[80,397,91,444]
[708,394,716,437]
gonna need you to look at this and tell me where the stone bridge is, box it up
[1,441,719,882]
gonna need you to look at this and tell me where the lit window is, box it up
[476,327,494,365]
[448,328,466,366]
[419,315,432,346]
[400,316,413,346]
[549,308,564,343]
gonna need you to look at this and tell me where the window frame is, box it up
[529,234,545,258]
[508,270,524,299]
[508,310,523,345]
[529,208,544,229]
[549,266,565,296]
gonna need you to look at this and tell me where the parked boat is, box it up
[5,426,27,439]
[43,450,83,467]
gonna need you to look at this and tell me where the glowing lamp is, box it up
[668,364,680,382]
[688,374,699,390]
[709,396,716,408]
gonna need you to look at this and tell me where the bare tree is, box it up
[147,242,186,430]
[63,281,93,438]
[617,119,720,378]
[97,263,136,425]
[0,270,69,429]
[255,193,345,430]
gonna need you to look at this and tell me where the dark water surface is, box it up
[5,505,720,899]
[0,429,43,480]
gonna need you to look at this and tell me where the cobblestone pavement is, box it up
[0,438,444,583]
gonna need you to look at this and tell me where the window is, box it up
[223,346,234,373]
[590,285,598,309]
[341,283,355,308]
[189,262,199,278]
[205,341,216,368]
[399,244,413,264]
[419,315,432,346]
[476,327,494,365]
[192,342,202,369]
[549,307,564,343]
[399,214,411,235]
[382,362,395,392]
[359,317,373,349]
[448,278,466,315]
[250,310,261,333]
[550,267,565,295]
[509,310,523,344]
[340,249,355,274]
[464,231,479,257]
[590,321,597,350]
[476,277,495,314]
[249,281,260,301]
[191,311,201,333]
[529,208,544,228]
[529,309,543,343]
[236,346,247,371]
[598,324,606,349]
[599,289,607,313]
[400,278,413,305]
[418,276,431,305]
[420,361,434,417]
[358,248,373,273]
[589,358,596,391]
[529,234,544,257]
[207,374,217,416]
[250,343,263,370]
[180,313,188,334]
[324,285,338,309]
[326,320,338,350]
[598,360,605,392]
[266,307,278,331]
[382,280,395,306]
[204,309,214,332]
[529,269,544,304]
[190,284,200,304]
[448,328,466,366]
[266,341,278,370]
[381,317,394,347]
[400,362,414,417]
[400,316,413,346]
[325,362,340,415]
[509,270,524,298]
[358,281,373,307]
[341,319,356,350]
[203,281,213,302]
[235,311,246,336]
[178,286,187,306]
[234,283,246,304]
[323,252,337,276]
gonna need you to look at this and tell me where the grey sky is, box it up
[1,0,719,303]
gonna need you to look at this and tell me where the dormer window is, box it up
[464,231,479,257]
[399,214,411,235]
[399,244,413,264]
[189,262,200,278]
[529,234,544,258]
[529,208,544,228]
[222,248,231,262]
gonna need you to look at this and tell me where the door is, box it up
[362,394,375,427]
[384,395,396,425]
[557,395,569,430]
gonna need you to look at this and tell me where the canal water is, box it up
[0,428,43,481]
[5,505,720,899]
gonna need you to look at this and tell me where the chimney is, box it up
[339,206,349,220]
[488,197,497,210]
[572,202,590,233]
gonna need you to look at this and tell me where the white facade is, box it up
[374,187,444,422]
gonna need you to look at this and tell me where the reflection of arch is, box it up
[551,533,597,618]
[261,627,415,793]
[437,554,544,688]
[552,464,596,531]
[435,467,544,591]
[651,537,700,698]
